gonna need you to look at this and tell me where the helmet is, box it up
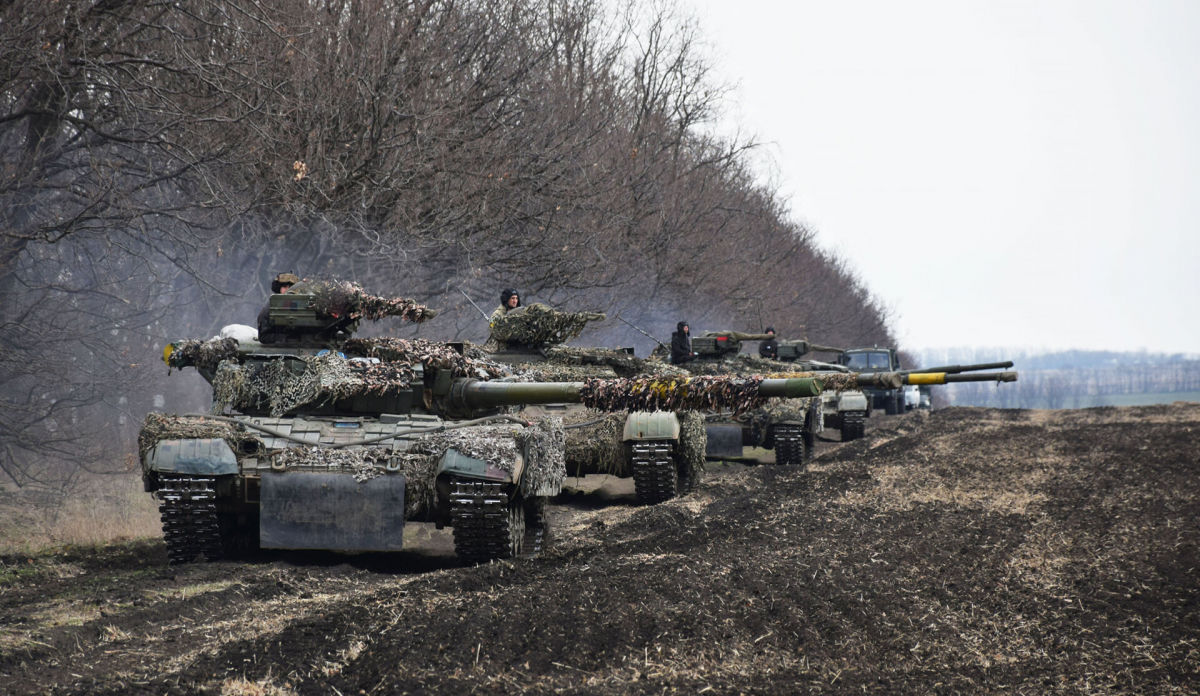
[765,326,775,334]
[676,321,689,332]
[500,288,520,307]
[271,272,300,293]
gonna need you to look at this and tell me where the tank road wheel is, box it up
[157,474,223,565]
[631,440,679,505]
[450,478,527,564]
[842,412,866,441]
[772,425,808,468]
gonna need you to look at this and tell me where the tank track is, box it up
[773,424,808,468]
[842,411,866,441]
[630,440,678,504]
[450,479,547,564]
[157,474,223,565]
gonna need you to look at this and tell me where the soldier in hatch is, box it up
[670,321,697,364]
[256,272,299,336]
[759,326,779,359]
[490,288,521,324]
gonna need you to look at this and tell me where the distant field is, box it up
[1069,391,1200,408]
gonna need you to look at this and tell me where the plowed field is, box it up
[2,405,1197,694]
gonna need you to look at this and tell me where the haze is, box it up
[683,0,1200,354]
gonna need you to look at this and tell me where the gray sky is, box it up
[680,0,1200,354]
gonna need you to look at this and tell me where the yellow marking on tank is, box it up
[907,373,947,385]
[162,343,175,365]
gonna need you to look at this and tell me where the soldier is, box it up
[670,321,697,364]
[490,288,521,324]
[256,272,299,336]
[759,326,779,359]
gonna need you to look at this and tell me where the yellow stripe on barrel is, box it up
[906,372,947,385]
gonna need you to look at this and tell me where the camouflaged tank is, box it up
[772,338,869,442]
[484,304,704,505]
[140,283,824,564]
[663,331,824,466]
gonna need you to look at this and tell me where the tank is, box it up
[485,304,706,505]
[665,331,825,466]
[140,285,821,564]
[772,338,869,442]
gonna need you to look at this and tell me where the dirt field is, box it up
[2,405,1197,694]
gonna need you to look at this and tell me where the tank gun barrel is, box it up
[454,376,822,412]
[853,371,1018,389]
[902,361,1014,375]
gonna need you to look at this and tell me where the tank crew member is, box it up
[758,326,779,359]
[257,272,299,336]
[490,288,521,324]
[670,321,697,364]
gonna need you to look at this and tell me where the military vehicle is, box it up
[485,304,705,505]
[140,283,822,565]
[773,338,869,441]
[839,346,1015,416]
[667,331,825,466]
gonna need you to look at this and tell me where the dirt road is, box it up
[2,405,1197,694]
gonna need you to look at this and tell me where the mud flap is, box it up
[705,423,744,459]
[259,473,406,552]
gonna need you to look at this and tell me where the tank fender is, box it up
[436,448,520,484]
[622,411,680,442]
[144,438,238,476]
[838,391,869,412]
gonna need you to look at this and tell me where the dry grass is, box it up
[0,474,160,553]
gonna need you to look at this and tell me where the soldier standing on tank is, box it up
[759,326,779,359]
[256,272,299,336]
[670,321,697,364]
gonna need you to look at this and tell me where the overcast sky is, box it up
[679,0,1199,354]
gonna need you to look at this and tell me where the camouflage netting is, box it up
[580,375,766,415]
[672,353,787,378]
[297,279,437,322]
[515,418,567,497]
[677,411,707,485]
[272,447,438,518]
[343,338,505,379]
[137,413,262,463]
[166,337,240,371]
[489,303,605,347]
[211,354,416,416]
[562,410,628,476]
[414,419,566,498]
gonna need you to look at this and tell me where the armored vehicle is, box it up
[140,284,822,564]
[773,338,869,441]
[669,331,824,466]
[485,304,705,505]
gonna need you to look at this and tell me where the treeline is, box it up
[0,0,893,489]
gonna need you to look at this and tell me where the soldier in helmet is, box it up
[257,272,299,337]
[490,288,521,324]
[758,326,779,359]
[670,321,697,364]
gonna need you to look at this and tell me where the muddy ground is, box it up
[1,405,1197,694]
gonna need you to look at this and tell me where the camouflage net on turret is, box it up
[137,413,262,463]
[166,338,240,371]
[343,338,505,379]
[296,279,437,322]
[580,376,766,415]
[211,354,416,416]
[489,303,605,347]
